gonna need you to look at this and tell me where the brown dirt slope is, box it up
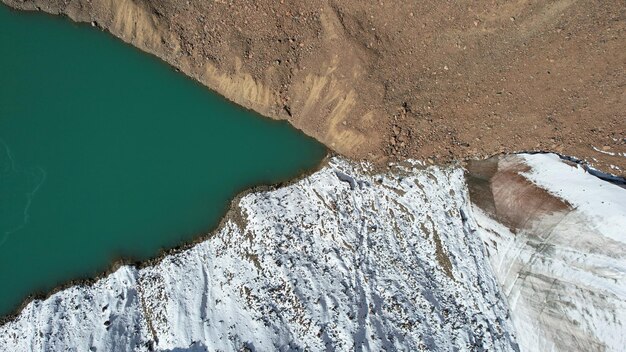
[3,0,625,174]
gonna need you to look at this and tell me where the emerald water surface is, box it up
[0,5,326,316]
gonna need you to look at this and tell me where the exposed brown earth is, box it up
[3,0,625,174]
[466,155,571,232]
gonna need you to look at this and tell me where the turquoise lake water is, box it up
[0,5,326,316]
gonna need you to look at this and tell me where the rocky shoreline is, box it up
[2,0,624,174]
[0,151,333,327]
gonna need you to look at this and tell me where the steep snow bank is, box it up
[473,154,626,352]
[0,158,518,351]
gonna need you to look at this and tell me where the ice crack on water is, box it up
[0,138,46,247]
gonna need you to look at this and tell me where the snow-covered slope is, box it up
[2,154,625,352]
[0,157,519,351]
[471,154,626,352]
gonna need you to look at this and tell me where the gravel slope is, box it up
[2,0,624,173]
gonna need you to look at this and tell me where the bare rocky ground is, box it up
[2,0,625,174]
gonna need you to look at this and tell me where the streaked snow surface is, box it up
[1,154,625,351]
[475,154,626,352]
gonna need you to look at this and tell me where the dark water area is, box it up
[0,5,326,316]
